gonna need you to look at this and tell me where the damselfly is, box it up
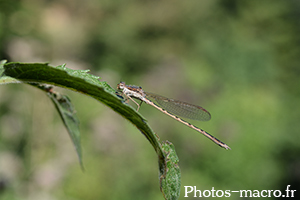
[117,82,230,150]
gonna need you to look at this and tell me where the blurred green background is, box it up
[0,0,300,199]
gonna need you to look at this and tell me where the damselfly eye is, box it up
[117,82,125,90]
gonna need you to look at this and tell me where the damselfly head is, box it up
[117,82,125,90]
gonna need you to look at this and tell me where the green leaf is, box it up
[160,141,181,200]
[35,84,84,170]
[0,61,182,199]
